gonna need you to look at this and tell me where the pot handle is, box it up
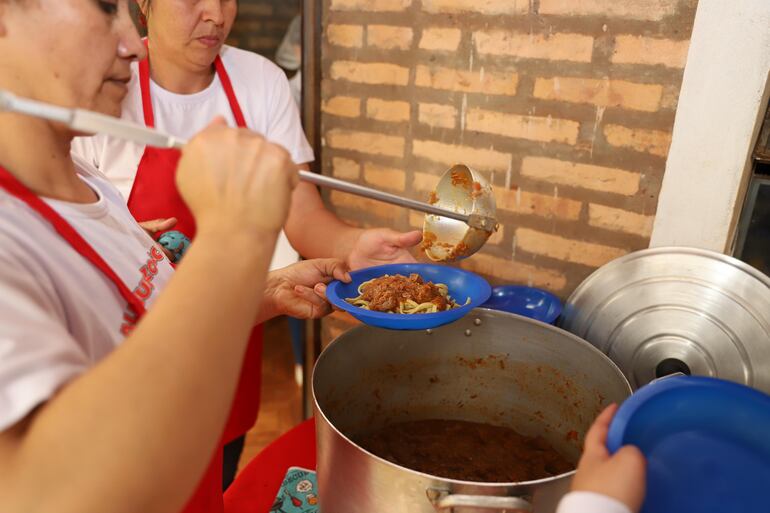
[427,488,532,512]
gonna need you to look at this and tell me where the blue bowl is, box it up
[608,376,770,513]
[481,285,562,324]
[325,263,491,330]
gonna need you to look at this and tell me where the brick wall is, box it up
[228,0,300,60]
[320,0,699,342]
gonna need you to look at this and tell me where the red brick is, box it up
[331,61,410,86]
[416,65,519,96]
[419,103,457,129]
[611,36,690,68]
[367,25,414,50]
[466,108,579,144]
[538,0,679,21]
[494,186,582,220]
[412,139,511,172]
[422,0,528,15]
[521,156,640,196]
[603,124,672,157]
[366,98,411,122]
[330,190,403,219]
[533,76,663,112]
[588,204,654,237]
[461,253,567,292]
[326,129,405,158]
[474,31,594,63]
[327,24,364,48]
[331,157,361,180]
[321,96,361,118]
[515,228,627,267]
[412,171,441,192]
[419,28,463,51]
[363,162,407,191]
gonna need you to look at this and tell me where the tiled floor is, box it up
[237,317,303,473]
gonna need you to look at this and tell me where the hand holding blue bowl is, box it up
[325,263,491,330]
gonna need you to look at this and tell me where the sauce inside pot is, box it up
[354,419,574,482]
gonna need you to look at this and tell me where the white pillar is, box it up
[650,0,770,252]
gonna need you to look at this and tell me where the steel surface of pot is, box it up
[313,308,631,513]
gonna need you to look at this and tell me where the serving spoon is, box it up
[0,90,498,260]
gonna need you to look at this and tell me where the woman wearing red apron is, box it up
[0,2,348,513]
[71,0,424,489]
[127,45,268,503]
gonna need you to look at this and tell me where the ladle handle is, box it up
[298,171,470,223]
[0,90,480,226]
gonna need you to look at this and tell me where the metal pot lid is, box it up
[559,247,770,393]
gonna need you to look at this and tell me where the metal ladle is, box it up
[0,90,498,260]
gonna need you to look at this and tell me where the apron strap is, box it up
[214,56,248,128]
[139,39,155,128]
[0,166,147,320]
[139,41,248,130]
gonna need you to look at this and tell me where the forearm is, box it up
[253,270,282,325]
[284,181,363,261]
[0,229,278,513]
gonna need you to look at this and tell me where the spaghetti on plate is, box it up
[346,273,468,314]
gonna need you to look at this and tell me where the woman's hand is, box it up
[138,218,177,260]
[138,217,177,236]
[260,259,351,322]
[571,404,647,512]
[176,118,299,240]
[347,228,422,270]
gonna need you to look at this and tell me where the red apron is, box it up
[126,50,264,513]
[0,164,258,513]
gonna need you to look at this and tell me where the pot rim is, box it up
[312,308,632,488]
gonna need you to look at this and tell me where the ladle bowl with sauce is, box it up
[423,164,497,262]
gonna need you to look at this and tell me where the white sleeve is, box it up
[71,135,103,171]
[266,69,315,166]
[556,492,633,513]
[0,237,90,432]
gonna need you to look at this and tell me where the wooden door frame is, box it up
[300,0,323,418]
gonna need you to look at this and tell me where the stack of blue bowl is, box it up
[481,285,562,324]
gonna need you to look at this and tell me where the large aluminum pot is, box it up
[313,308,631,513]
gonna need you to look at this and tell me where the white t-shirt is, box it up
[556,491,633,513]
[0,155,175,432]
[72,45,314,270]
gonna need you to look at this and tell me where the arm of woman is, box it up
[284,166,422,269]
[263,69,421,270]
[556,404,647,513]
[0,123,297,513]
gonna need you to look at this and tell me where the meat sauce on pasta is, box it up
[346,273,467,314]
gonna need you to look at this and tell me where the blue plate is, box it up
[607,376,770,513]
[481,285,562,324]
[325,263,491,330]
